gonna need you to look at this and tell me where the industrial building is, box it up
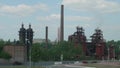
[68,26,114,60]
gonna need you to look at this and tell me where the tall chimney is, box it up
[46,26,48,44]
[58,27,60,42]
[60,5,64,42]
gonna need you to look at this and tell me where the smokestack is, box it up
[60,5,64,42]
[46,26,48,44]
[58,27,60,42]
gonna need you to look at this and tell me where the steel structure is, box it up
[68,27,111,59]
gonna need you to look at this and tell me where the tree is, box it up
[0,51,11,60]
[31,41,86,61]
[0,39,11,60]
[5,39,12,45]
[49,41,83,61]
[0,39,5,51]
[106,40,120,59]
[31,43,42,62]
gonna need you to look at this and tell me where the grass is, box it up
[0,66,45,68]
[82,63,120,68]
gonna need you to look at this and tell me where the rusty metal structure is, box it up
[90,28,106,59]
[109,45,115,59]
[68,27,108,59]
[68,26,87,55]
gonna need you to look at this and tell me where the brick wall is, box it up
[3,45,27,63]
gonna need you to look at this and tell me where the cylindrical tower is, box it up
[26,24,33,44]
[19,23,26,44]
[46,26,48,44]
[60,5,64,42]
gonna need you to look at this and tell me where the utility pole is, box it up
[29,40,32,68]
[27,40,31,68]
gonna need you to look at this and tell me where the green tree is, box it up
[106,40,120,59]
[0,51,11,60]
[50,41,83,61]
[31,43,42,62]
[31,41,85,61]
[0,39,5,51]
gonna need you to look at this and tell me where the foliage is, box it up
[31,43,42,62]
[31,41,84,62]
[106,40,120,59]
[0,39,5,51]
[0,51,11,60]
[5,39,12,45]
[0,39,12,60]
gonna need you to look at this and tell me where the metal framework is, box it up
[68,27,111,59]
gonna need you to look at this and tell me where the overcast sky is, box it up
[0,0,120,41]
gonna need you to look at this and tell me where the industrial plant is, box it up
[0,5,116,65]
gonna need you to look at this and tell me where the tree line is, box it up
[31,41,94,62]
[0,39,120,62]
[0,39,11,60]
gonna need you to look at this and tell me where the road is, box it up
[47,64,96,68]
